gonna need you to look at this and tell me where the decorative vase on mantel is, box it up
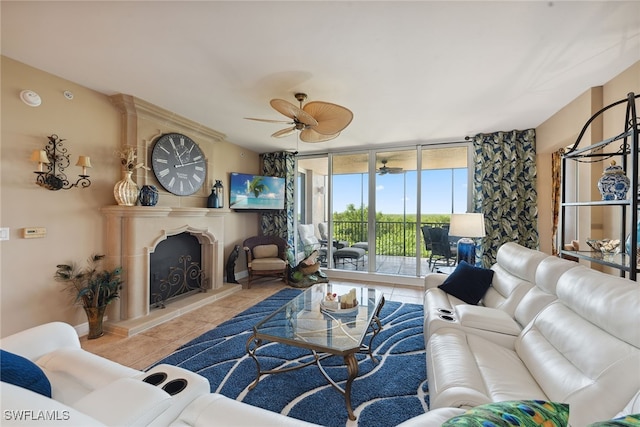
[114,171,139,206]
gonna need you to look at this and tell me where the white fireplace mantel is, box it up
[101,206,234,333]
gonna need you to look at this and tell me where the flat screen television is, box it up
[229,172,285,210]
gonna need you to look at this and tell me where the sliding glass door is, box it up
[295,144,469,278]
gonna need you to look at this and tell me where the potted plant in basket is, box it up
[55,254,123,339]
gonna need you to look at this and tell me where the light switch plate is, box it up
[0,228,8,241]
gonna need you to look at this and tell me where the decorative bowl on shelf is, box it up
[586,238,620,253]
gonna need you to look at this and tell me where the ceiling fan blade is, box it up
[271,126,297,138]
[388,168,404,174]
[245,117,293,124]
[303,101,353,135]
[300,128,339,143]
[270,99,318,126]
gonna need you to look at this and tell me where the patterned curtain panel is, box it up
[260,151,296,246]
[551,149,564,255]
[472,129,539,266]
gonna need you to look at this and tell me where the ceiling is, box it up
[2,1,639,155]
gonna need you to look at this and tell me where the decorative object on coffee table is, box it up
[54,254,123,339]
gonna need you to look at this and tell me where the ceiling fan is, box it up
[245,93,353,143]
[377,160,404,175]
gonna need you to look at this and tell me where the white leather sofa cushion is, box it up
[513,256,579,326]
[0,382,105,426]
[169,393,320,426]
[516,270,640,426]
[36,347,140,404]
[427,327,548,410]
[72,377,171,426]
[482,242,548,315]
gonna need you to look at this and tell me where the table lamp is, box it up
[449,213,486,266]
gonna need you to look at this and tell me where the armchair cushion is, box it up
[253,244,278,259]
[0,349,51,398]
[251,258,287,270]
[439,261,494,305]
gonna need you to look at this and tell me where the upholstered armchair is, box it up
[243,236,289,288]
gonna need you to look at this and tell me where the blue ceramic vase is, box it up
[597,161,630,200]
[139,185,159,206]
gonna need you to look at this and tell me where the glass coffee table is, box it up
[245,283,385,421]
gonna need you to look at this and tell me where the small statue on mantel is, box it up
[226,245,240,284]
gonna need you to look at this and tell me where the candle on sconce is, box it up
[76,156,92,176]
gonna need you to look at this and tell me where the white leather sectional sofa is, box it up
[0,322,316,426]
[404,242,640,426]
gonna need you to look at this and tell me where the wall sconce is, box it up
[31,134,92,190]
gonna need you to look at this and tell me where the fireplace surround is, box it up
[101,206,241,336]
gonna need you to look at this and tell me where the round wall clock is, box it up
[151,133,207,196]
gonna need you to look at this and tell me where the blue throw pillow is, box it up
[0,349,51,397]
[438,261,494,305]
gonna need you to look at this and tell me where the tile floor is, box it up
[81,278,424,371]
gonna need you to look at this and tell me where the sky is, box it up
[332,168,468,215]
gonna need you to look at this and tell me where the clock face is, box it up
[151,133,207,196]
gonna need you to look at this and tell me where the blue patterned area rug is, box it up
[153,288,429,427]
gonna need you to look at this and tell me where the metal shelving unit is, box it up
[560,92,640,281]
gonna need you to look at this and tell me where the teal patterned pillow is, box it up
[442,400,569,427]
[587,414,640,426]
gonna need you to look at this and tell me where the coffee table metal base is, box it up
[245,299,385,421]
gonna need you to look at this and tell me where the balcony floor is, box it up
[330,254,456,276]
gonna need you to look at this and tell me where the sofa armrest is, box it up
[72,377,171,427]
[424,272,447,290]
[0,382,105,426]
[170,393,320,427]
[1,322,80,362]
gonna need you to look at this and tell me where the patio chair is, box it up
[317,222,348,249]
[421,226,457,271]
[243,235,289,288]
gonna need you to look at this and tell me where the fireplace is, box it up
[101,206,241,336]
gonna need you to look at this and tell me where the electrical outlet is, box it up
[0,228,9,241]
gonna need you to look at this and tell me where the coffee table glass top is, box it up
[254,283,384,354]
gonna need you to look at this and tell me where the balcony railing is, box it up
[333,221,451,257]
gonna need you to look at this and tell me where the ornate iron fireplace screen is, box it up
[150,254,207,308]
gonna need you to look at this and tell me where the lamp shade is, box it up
[30,150,50,164]
[76,156,92,168]
[449,213,486,238]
